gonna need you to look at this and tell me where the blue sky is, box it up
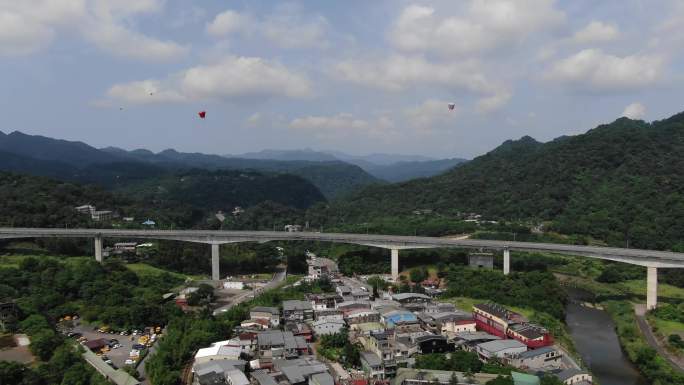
[1,0,683,158]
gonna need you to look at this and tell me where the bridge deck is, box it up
[0,228,683,268]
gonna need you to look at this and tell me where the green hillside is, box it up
[321,113,684,250]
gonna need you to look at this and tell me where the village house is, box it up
[509,346,563,371]
[283,300,314,321]
[475,339,527,361]
[345,309,381,325]
[257,330,309,359]
[310,319,346,336]
[307,293,341,310]
[556,369,593,385]
[250,306,281,328]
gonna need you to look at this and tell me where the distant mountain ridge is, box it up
[228,148,468,182]
[0,131,380,199]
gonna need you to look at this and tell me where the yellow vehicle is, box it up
[98,325,110,333]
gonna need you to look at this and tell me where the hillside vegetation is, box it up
[321,113,684,250]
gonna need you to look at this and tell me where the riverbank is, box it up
[559,274,684,384]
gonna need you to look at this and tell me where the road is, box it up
[634,304,684,372]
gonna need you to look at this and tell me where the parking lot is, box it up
[66,321,156,370]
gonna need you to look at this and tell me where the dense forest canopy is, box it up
[317,113,684,251]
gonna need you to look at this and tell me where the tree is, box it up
[343,342,361,367]
[409,267,427,283]
[30,330,63,361]
[187,284,215,307]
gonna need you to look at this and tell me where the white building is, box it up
[194,344,242,365]
[475,339,527,360]
[224,281,245,290]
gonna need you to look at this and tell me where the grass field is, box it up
[618,279,684,300]
[126,263,193,280]
[0,254,95,268]
[652,318,684,337]
[444,296,535,319]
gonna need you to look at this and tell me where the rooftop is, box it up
[454,332,501,342]
[516,346,557,359]
[557,368,589,382]
[477,339,527,352]
[251,370,278,385]
[283,300,313,312]
[392,293,431,301]
[360,351,382,366]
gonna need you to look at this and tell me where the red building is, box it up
[472,303,553,348]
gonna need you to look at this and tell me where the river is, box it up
[565,288,648,385]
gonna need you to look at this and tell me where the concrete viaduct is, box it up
[1,228,683,310]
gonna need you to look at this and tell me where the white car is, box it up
[125,359,135,365]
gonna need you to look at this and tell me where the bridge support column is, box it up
[647,266,658,310]
[211,244,220,281]
[391,249,399,281]
[94,236,103,263]
[503,248,510,275]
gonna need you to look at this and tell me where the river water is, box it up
[565,288,648,385]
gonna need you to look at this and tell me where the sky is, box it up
[1,0,683,159]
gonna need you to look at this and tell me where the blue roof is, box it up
[384,311,417,326]
[142,219,156,225]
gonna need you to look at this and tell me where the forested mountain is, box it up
[120,169,325,212]
[232,149,339,162]
[321,112,684,250]
[0,131,379,199]
[101,148,382,199]
[364,158,467,182]
[0,131,125,166]
[0,168,324,229]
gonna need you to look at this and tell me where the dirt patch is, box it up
[0,345,34,364]
[0,334,17,348]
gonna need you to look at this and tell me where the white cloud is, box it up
[105,56,311,104]
[389,1,564,57]
[0,10,54,56]
[0,0,186,61]
[334,55,511,112]
[571,21,619,44]
[334,55,494,93]
[86,22,188,62]
[622,102,646,119]
[206,10,252,37]
[206,7,328,49]
[288,113,395,141]
[477,91,512,113]
[261,13,328,49]
[544,49,664,90]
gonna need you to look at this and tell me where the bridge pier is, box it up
[647,266,658,310]
[94,236,103,263]
[503,248,510,275]
[211,244,220,281]
[391,249,399,281]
